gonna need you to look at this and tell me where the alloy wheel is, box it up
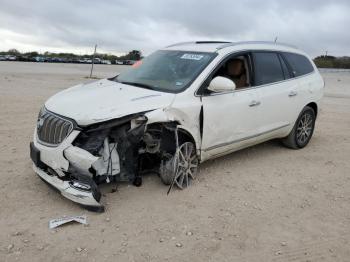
[296,112,314,145]
[172,142,198,189]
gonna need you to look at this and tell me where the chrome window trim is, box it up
[194,49,315,97]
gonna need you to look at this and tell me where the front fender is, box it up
[145,108,201,156]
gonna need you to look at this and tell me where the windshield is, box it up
[114,50,216,93]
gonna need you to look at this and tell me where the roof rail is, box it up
[217,41,298,50]
[167,41,232,48]
[195,41,232,44]
[166,42,195,48]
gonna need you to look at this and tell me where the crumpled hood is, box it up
[45,79,176,126]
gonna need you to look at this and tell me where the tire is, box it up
[282,106,316,149]
[159,141,199,189]
[159,153,175,186]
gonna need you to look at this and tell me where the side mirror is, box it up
[207,76,236,93]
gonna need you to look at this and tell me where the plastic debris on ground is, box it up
[49,215,87,229]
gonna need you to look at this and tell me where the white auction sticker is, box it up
[180,54,204,60]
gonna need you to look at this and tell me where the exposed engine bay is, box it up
[31,112,199,212]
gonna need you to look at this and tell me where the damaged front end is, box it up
[72,114,148,186]
[31,108,197,212]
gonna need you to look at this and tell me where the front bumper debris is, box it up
[33,164,104,212]
[31,129,106,212]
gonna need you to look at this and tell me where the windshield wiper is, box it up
[120,81,155,90]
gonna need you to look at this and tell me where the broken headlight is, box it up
[130,115,148,129]
[73,113,148,155]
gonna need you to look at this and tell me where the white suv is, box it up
[30,41,324,211]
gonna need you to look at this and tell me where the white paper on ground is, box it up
[49,215,87,229]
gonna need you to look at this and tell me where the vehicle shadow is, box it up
[199,139,284,170]
[100,139,285,194]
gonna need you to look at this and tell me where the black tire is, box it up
[159,141,198,188]
[159,154,175,185]
[282,106,316,149]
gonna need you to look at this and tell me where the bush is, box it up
[314,56,350,69]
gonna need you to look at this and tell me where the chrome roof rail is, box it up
[195,41,232,44]
[167,41,232,48]
[166,42,196,48]
[166,41,298,50]
[217,41,298,50]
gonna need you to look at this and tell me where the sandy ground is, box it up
[0,61,349,262]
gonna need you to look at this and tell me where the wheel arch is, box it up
[177,127,197,149]
[145,121,199,155]
[145,108,201,156]
[306,102,318,118]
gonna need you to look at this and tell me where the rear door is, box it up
[281,52,316,115]
[251,51,296,137]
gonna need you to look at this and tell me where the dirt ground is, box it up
[0,62,349,262]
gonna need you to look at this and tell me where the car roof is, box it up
[163,41,304,55]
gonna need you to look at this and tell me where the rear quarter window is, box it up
[282,52,314,77]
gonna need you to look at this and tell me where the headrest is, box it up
[227,59,244,76]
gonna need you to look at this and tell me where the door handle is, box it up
[249,100,261,107]
[288,90,298,97]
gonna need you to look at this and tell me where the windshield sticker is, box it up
[180,54,204,60]
[175,81,183,86]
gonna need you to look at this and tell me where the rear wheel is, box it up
[282,106,316,149]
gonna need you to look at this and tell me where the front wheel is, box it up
[160,141,199,189]
[282,106,316,149]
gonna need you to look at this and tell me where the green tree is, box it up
[8,49,20,55]
[120,50,142,61]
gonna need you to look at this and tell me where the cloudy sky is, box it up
[0,0,349,57]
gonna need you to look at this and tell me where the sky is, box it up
[0,0,349,57]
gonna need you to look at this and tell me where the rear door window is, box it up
[282,52,314,77]
[253,52,284,86]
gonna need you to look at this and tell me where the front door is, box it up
[201,89,261,160]
[200,53,262,160]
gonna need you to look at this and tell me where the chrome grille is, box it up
[37,109,73,145]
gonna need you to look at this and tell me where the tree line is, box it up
[0,49,142,63]
[313,55,350,69]
[2,49,350,69]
